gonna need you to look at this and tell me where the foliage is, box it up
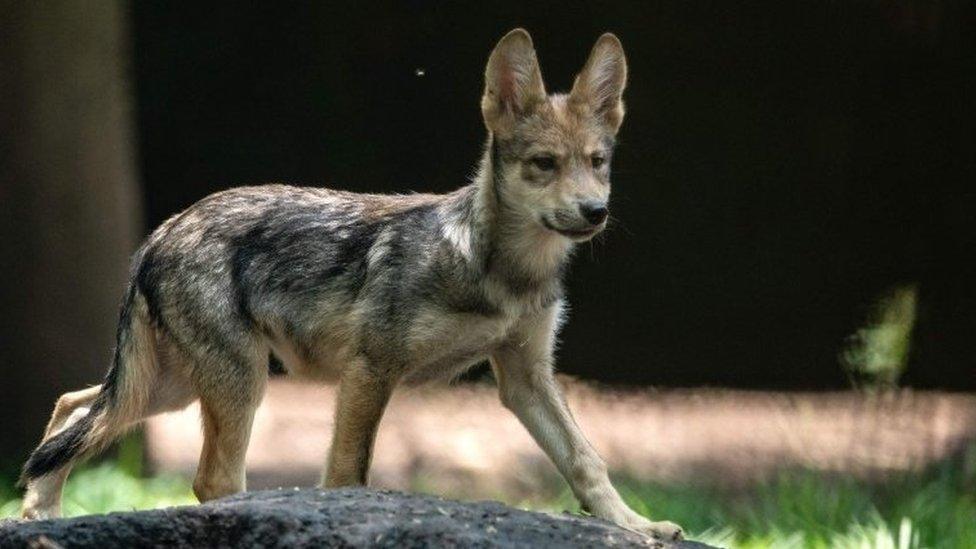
[841,284,919,389]
[2,454,973,549]
[0,463,195,519]
[537,458,975,549]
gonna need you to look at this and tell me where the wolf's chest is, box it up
[401,306,521,382]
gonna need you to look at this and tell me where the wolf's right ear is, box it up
[481,29,547,136]
[570,33,628,133]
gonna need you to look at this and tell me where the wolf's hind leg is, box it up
[20,386,103,520]
[42,386,103,439]
[192,358,266,502]
[322,362,395,487]
[20,292,179,520]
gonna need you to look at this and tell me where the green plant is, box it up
[0,462,194,519]
[841,284,918,389]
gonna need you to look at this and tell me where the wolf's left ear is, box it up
[570,33,628,133]
[482,29,547,136]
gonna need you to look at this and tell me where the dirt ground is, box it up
[145,379,976,500]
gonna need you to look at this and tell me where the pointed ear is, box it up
[481,29,547,136]
[569,33,628,133]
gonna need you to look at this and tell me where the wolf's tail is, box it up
[19,393,110,484]
[19,285,156,486]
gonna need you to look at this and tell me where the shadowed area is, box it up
[0,488,715,548]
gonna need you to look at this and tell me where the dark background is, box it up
[3,1,975,460]
[131,2,975,389]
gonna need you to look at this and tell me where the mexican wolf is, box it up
[20,29,682,540]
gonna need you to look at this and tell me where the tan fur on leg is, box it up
[323,363,395,487]
[192,366,266,502]
[20,387,102,520]
[42,386,102,439]
[20,386,102,519]
[491,305,683,541]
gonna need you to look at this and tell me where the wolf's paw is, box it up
[20,506,58,521]
[624,517,684,542]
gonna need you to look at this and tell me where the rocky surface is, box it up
[0,488,718,548]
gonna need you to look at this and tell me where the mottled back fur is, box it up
[126,30,626,386]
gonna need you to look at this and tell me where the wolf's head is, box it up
[482,29,627,243]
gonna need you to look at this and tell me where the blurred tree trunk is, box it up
[0,2,141,463]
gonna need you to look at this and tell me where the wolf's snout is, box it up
[579,201,609,226]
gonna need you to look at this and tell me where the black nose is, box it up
[579,202,609,225]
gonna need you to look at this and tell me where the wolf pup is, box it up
[19,29,682,540]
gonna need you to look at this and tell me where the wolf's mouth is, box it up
[541,218,602,240]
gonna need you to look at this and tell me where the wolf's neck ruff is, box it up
[447,134,573,305]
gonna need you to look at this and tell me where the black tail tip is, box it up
[18,413,96,487]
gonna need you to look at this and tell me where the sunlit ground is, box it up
[2,457,974,549]
[3,382,974,549]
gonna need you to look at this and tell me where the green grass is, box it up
[535,459,976,549]
[0,433,196,519]
[3,457,973,548]
[0,463,195,519]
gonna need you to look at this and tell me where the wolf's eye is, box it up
[530,156,556,171]
[591,155,607,169]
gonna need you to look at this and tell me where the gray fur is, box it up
[131,147,567,387]
[18,29,689,543]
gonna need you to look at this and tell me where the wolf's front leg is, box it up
[323,361,396,487]
[490,306,683,542]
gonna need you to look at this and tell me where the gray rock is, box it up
[0,488,719,548]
